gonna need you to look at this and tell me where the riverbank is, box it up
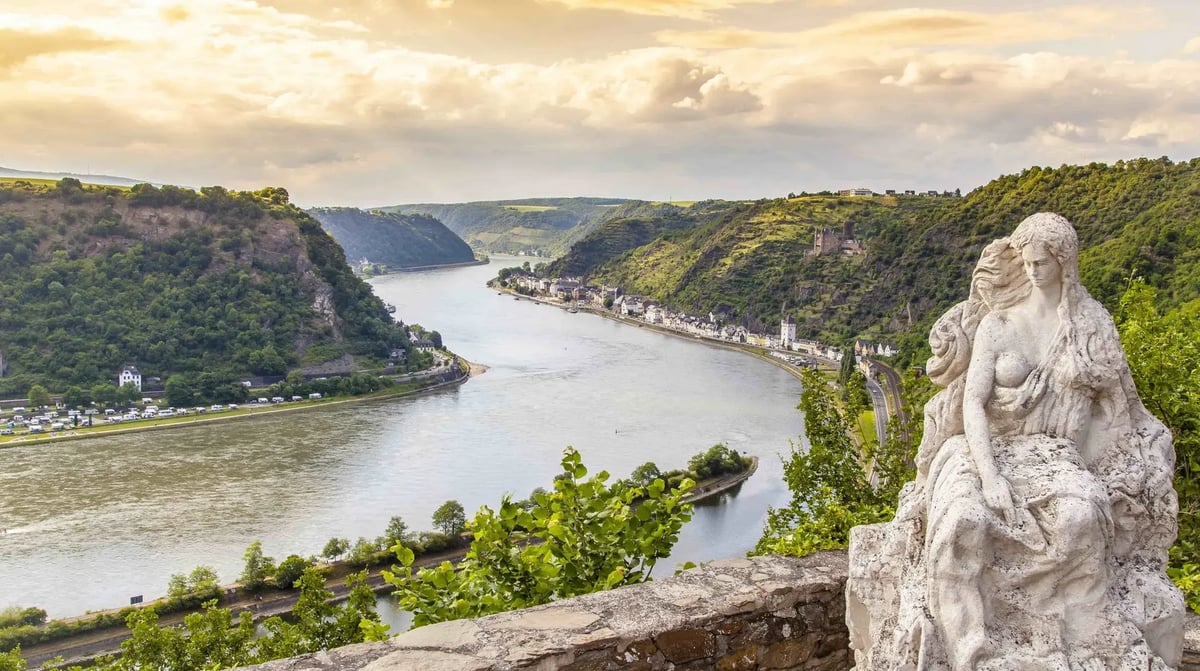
[19,456,758,668]
[0,357,481,450]
[499,289,828,383]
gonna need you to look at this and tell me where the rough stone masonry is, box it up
[243,553,851,671]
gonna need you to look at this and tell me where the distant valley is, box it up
[308,207,477,271]
[381,197,680,256]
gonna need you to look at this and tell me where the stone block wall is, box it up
[244,552,851,671]
[244,550,1200,671]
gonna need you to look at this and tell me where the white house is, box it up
[118,365,142,392]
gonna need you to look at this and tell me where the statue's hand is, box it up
[980,469,1016,525]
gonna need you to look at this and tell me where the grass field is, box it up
[651,200,697,207]
[0,177,132,190]
[857,410,876,446]
[504,205,558,212]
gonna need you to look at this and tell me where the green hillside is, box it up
[382,197,634,255]
[550,157,1200,359]
[308,207,476,269]
[0,179,415,395]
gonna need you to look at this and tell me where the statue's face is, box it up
[1020,242,1061,288]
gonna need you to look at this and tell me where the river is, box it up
[0,257,804,620]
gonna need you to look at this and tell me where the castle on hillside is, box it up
[811,220,864,256]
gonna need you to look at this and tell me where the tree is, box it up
[383,516,410,547]
[321,537,349,561]
[686,444,748,480]
[429,331,443,350]
[1116,280,1200,609]
[62,386,89,409]
[167,573,189,599]
[754,368,917,557]
[629,461,662,487]
[346,537,381,567]
[385,448,694,627]
[165,375,195,407]
[431,500,466,538]
[274,555,310,590]
[118,381,141,405]
[26,385,49,409]
[838,344,857,385]
[188,565,220,595]
[844,370,870,416]
[91,383,117,407]
[238,540,275,593]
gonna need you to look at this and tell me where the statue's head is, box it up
[1008,212,1079,285]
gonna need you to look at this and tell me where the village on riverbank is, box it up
[492,269,906,441]
[0,353,473,449]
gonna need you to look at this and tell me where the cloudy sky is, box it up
[4,0,1200,206]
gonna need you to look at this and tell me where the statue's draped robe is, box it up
[846,297,1183,671]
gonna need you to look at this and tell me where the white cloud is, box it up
[1,1,1198,204]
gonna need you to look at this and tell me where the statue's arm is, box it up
[963,313,1016,520]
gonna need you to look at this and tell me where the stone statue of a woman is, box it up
[846,213,1184,671]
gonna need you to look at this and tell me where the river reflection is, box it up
[0,257,804,618]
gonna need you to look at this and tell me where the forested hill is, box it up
[0,179,414,395]
[550,157,1200,357]
[380,197,638,256]
[308,207,475,269]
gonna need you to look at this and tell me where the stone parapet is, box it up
[242,552,850,671]
[242,550,1200,671]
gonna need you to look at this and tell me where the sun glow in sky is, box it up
[4,0,1200,205]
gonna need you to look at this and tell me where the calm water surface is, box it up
[0,257,804,618]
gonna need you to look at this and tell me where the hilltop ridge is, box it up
[0,179,418,395]
[547,157,1200,360]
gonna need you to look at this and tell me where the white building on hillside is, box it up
[118,365,142,391]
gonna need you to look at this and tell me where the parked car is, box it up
[290,396,303,402]
[0,428,13,436]
[210,404,225,412]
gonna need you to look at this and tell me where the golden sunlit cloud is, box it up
[0,25,122,70]
[656,5,1151,51]
[1,0,1198,205]
[538,0,788,21]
